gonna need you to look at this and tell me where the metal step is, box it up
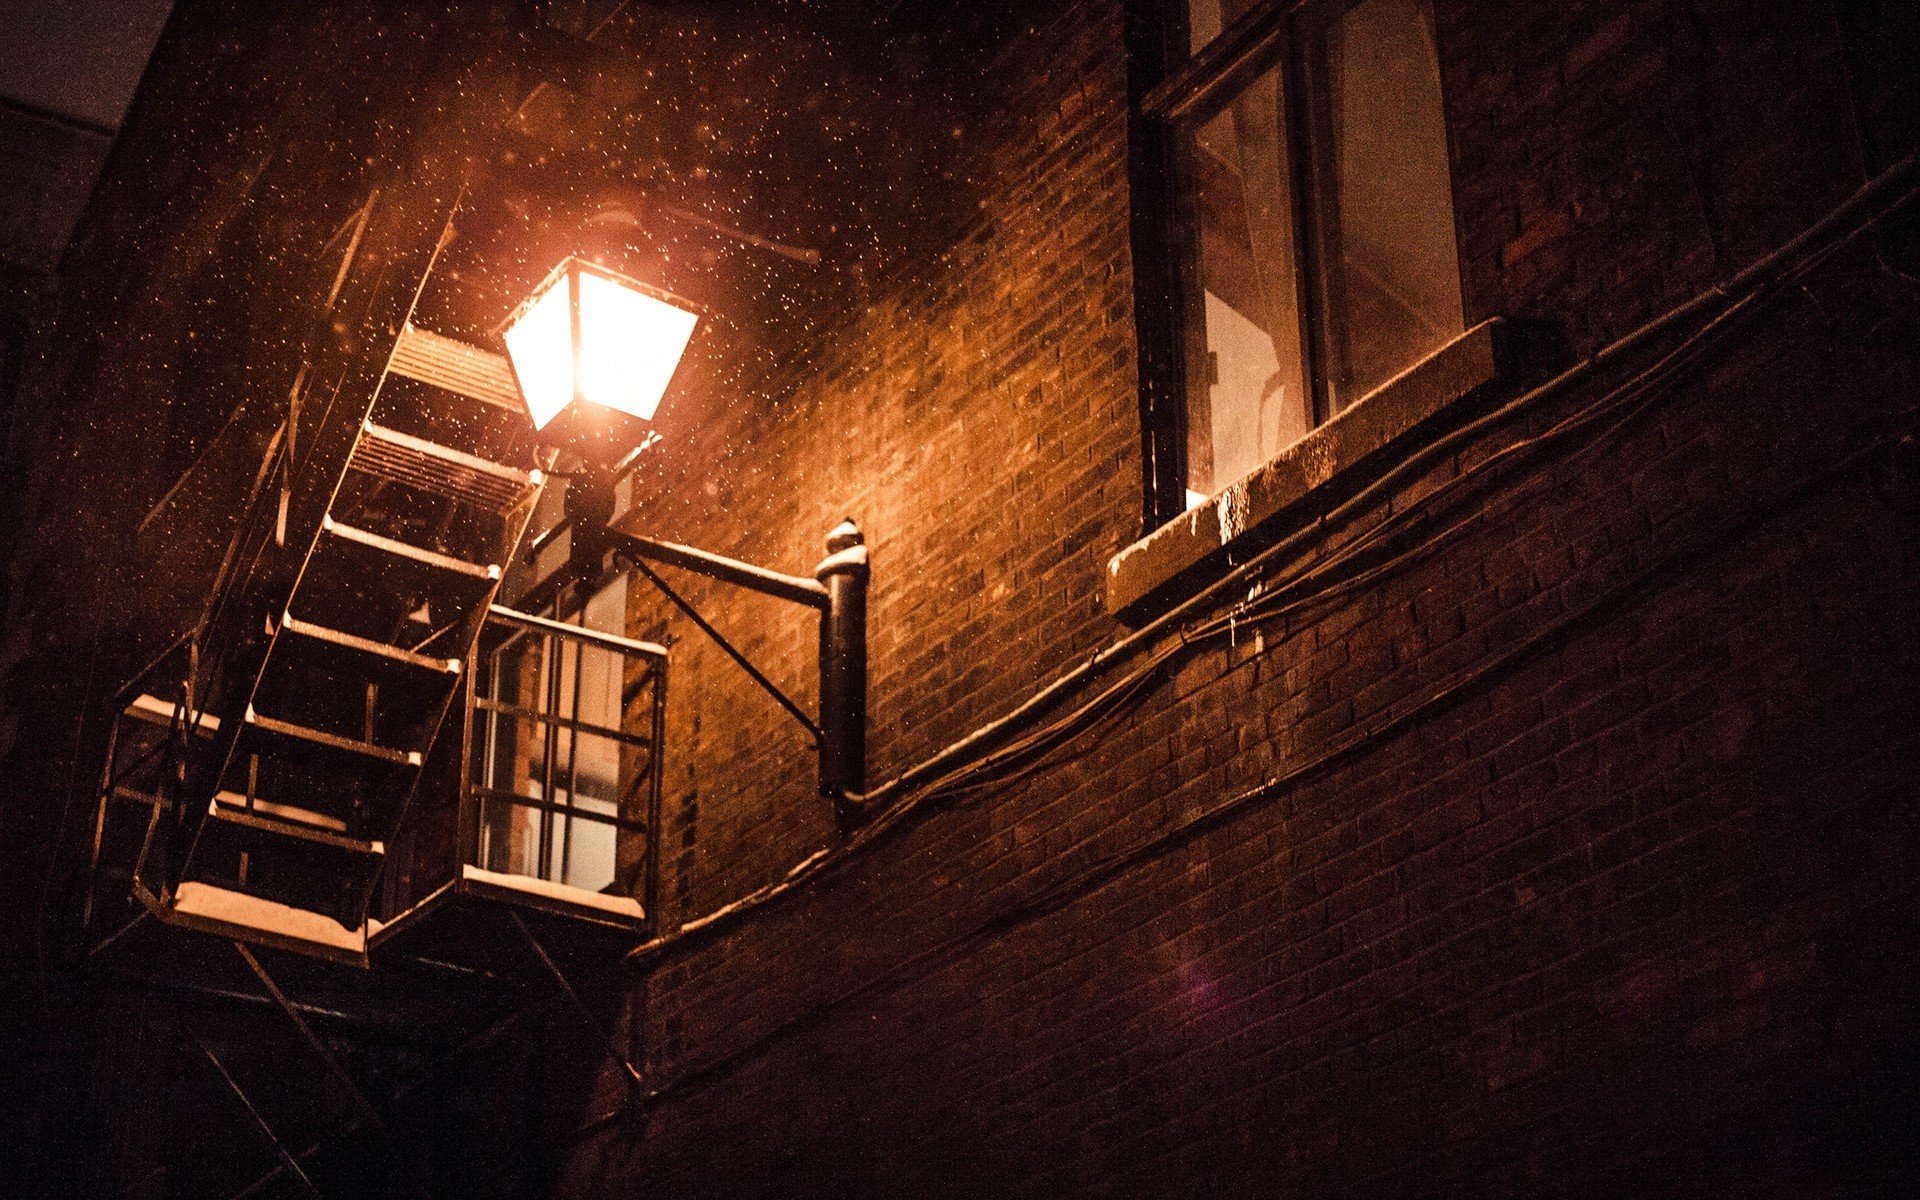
[219,706,423,834]
[270,612,461,687]
[209,791,385,855]
[318,515,498,582]
[241,707,421,770]
[184,792,388,929]
[108,784,171,811]
[254,614,462,753]
[287,516,501,649]
[124,693,220,733]
[387,322,523,412]
[349,420,541,513]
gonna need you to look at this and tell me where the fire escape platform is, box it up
[366,866,645,954]
[457,864,646,925]
[153,880,370,965]
[118,860,645,975]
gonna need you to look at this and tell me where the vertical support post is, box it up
[642,653,667,930]
[814,519,868,812]
[457,639,481,875]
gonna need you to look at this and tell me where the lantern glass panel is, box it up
[502,261,701,434]
[576,269,698,424]
[502,274,575,430]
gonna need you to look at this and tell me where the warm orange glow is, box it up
[502,275,574,429]
[501,260,700,433]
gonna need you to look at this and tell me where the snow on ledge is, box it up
[461,865,646,921]
[172,882,366,953]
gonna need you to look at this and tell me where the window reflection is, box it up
[1183,64,1311,497]
[1317,0,1463,411]
[1168,0,1463,507]
[1184,0,1268,54]
[476,580,645,896]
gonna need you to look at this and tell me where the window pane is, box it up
[1318,0,1463,411]
[1182,64,1312,498]
[472,574,644,899]
[1184,0,1269,55]
[475,796,620,894]
[553,805,617,892]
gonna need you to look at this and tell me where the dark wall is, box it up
[0,98,112,573]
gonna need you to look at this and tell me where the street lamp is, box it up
[499,256,700,462]
[501,257,870,817]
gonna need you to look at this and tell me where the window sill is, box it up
[1106,318,1548,618]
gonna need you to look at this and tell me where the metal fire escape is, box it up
[95,316,547,961]
[60,19,694,1193]
[82,146,670,971]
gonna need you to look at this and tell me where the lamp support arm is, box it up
[606,529,829,610]
[619,549,823,743]
[595,518,869,814]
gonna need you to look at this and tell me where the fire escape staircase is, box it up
[104,320,547,965]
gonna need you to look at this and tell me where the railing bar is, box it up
[644,653,667,929]
[541,627,560,876]
[471,787,646,831]
[561,614,588,886]
[470,697,654,747]
[486,603,667,659]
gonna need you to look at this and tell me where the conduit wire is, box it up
[626,154,1919,965]
[862,170,1919,820]
[927,312,1710,805]
[632,411,1917,1112]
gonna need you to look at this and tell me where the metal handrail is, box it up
[483,602,667,660]
[464,604,667,912]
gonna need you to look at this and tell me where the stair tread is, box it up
[350,422,540,514]
[243,708,422,767]
[209,792,385,855]
[276,614,462,676]
[124,693,220,732]
[387,322,522,412]
[211,789,344,832]
[319,516,499,580]
[108,784,170,809]
[360,420,536,485]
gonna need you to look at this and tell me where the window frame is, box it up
[1129,0,1461,529]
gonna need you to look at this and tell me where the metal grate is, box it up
[348,421,539,512]
[388,322,524,411]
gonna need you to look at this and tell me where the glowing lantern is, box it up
[500,257,699,457]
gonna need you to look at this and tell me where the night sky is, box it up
[0,0,174,127]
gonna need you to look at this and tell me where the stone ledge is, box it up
[1107,318,1534,618]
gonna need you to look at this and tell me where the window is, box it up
[1135,0,1464,520]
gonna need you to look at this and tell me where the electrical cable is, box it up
[855,175,1914,820]
[626,153,1919,965]
[634,421,1913,1109]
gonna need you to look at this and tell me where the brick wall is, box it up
[0,0,1910,1194]
[622,0,1143,920]
[564,0,1920,1196]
